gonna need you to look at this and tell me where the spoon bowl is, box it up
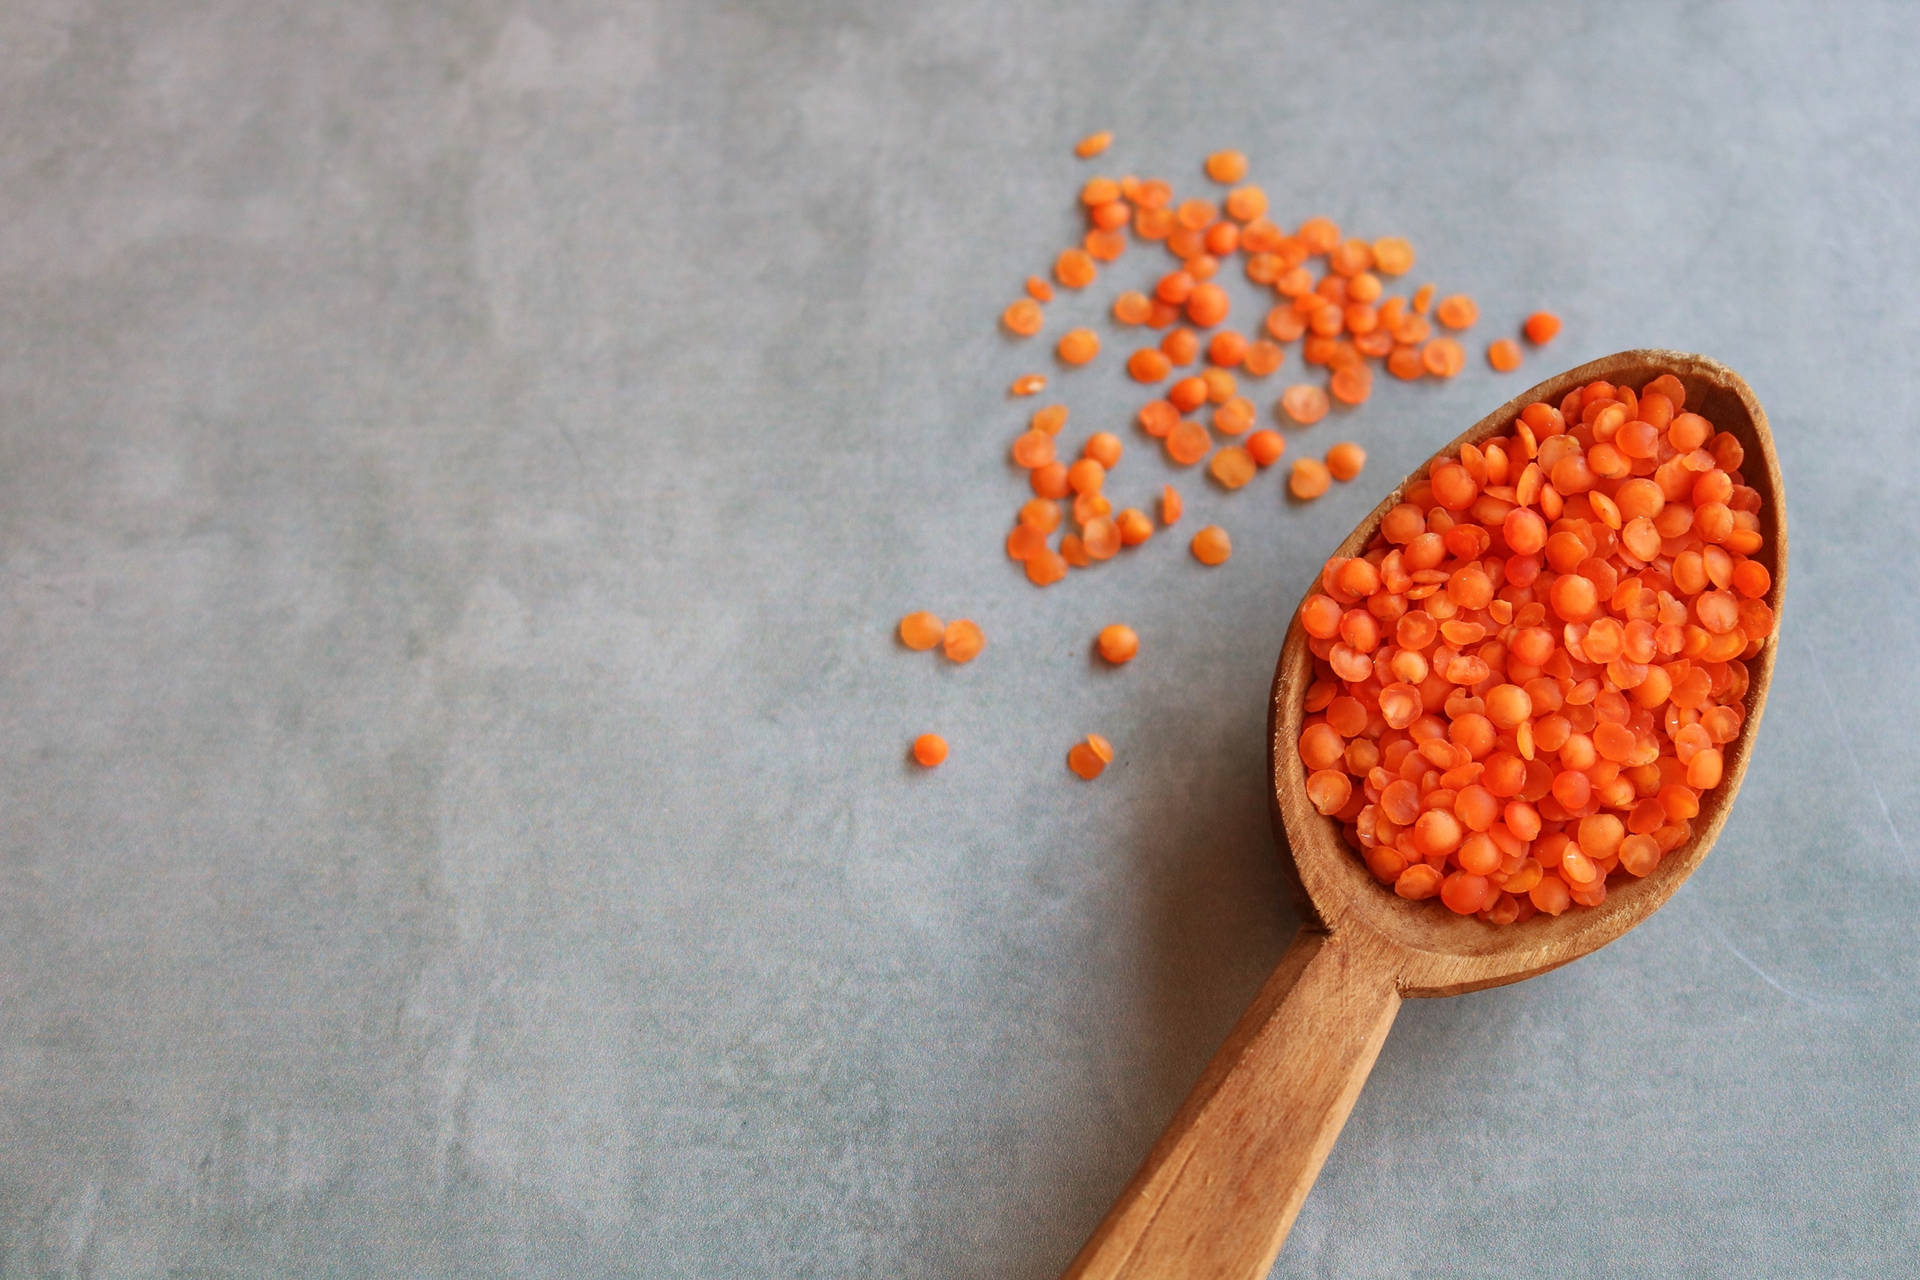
[1276,349,1786,995]
[1065,350,1786,1279]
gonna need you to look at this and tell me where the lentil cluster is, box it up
[910,135,1571,779]
[999,143,1562,589]
[1295,373,1774,922]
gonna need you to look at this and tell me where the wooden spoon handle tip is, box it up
[1063,928,1402,1280]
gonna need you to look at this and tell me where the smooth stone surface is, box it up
[1,2,1915,1276]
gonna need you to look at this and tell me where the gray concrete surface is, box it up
[2,1,1917,1276]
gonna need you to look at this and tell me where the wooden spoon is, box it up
[1063,350,1787,1280]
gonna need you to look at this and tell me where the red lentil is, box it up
[1289,457,1332,500]
[1098,624,1140,663]
[1068,732,1114,779]
[899,611,945,650]
[1191,525,1232,565]
[1325,442,1367,481]
[1161,484,1183,525]
[942,619,985,663]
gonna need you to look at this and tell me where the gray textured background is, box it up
[2,1,1916,1276]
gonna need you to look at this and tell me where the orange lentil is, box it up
[912,733,948,767]
[1030,460,1069,498]
[1371,237,1415,275]
[1176,198,1217,230]
[1266,306,1308,342]
[1411,283,1435,314]
[1019,498,1061,532]
[1205,150,1248,183]
[1240,218,1282,253]
[1524,312,1561,344]
[1225,185,1267,221]
[1025,275,1054,302]
[1072,493,1111,528]
[1010,429,1055,469]
[1246,429,1286,467]
[1134,206,1175,240]
[1168,226,1205,259]
[1116,508,1154,546]
[1204,221,1240,256]
[1132,178,1172,209]
[1162,328,1202,366]
[1298,217,1340,254]
[1161,485,1183,524]
[1079,176,1120,206]
[1138,399,1179,438]
[1289,457,1332,500]
[1083,227,1126,261]
[1329,239,1374,277]
[1166,376,1207,414]
[1128,347,1173,383]
[1066,457,1105,494]
[1006,523,1048,561]
[1191,524,1232,565]
[1097,624,1139,663]
[1074,131,1112,158]
[1113,291,1153,325]
[1209,445,1257,490]
[1329,363,1373,406]
[1296,375,1774,922]
[1421,338,1465,378]
[1084,432,1123,468]
[1054,248,1097,289]
[1243,339,1284,377]
[1353,330,1393,359]
[1186,283,1230,327]
[1213,396,1256,436]
[1280,383,1331,425]
[1325,442,1366,481]
[1435,294,1478,329]
[1081,516,1121,560]
[1002,298,1044,336]
[1067,733,1113,780]
[1392,312,1431,346]
[1386,345,1425,381]
[1057,328,1100,365]
[1207,331,1249,368]
[1031,404,1067,435]
[1088,198,1131,231]
[1011,374,1046,396]
[942,618,985,663]
[899,611,945,650]
[1201,367,1237,403]
[1024,547,1066,586]
[1166,418,1211,466]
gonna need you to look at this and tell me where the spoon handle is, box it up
[1062,926,1403,1280]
